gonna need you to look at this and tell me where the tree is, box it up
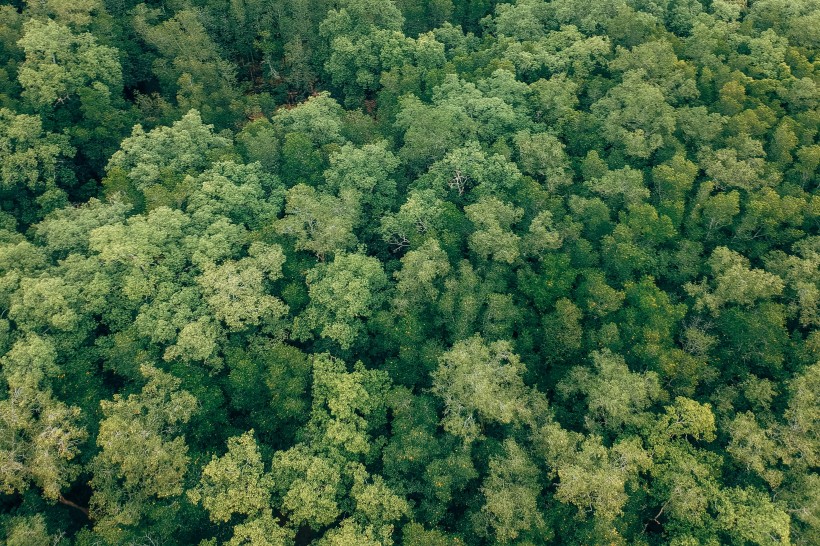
[186,161,284,230]
[223,339,311,442]
[33,196,131,258]
[304,354,392,458]
[90,365,197,541]
[431,336,532,443]
[465,196,524,264]
[380,189,447,251]
[269,353,400,541]
[198,243,288,333]
[272,91,346,147]
[392,239,451,314]
[601,204,676,280]
[396,0,454,35]
[5,514,60,546]
[226,510,294,546]
[235,118,280,173]
[395,95,476,173]
[132,7,243,126]
[644,441,722,540]
[523,210,563,257]
[557,349,664,435]
[575,270,625,318]
[492,0,550,41]
[16,18,121,108]
[513,131,573,192]
[585,166,651,210]
[651,152,698,227]
[347,464,409,540]
[699,144,776,192]
[686,182,741,241]
[735,188,807,253]
[780,361,820,470]
[104,110,231,209]
[189,430,279,529]
[432,75,525,144]
[654,396,717,444]
[475,439,548,543]
[716,487,791,546]
[403,523,461,546]
[271,445,343,530]
[0,334,86,501]
[529,74,580,134]
[727,412,781,487]
[685,246,784,316]
[591,72,676,159]
[416,141,523,198]
[533,423,651,527]
[295,252,388,349]
[276,184,359,260]
[0,108,74,223]
[323,140,400,231]
[540,297,584,365]
[320,0,405,40]
[319,0,407,104]
[609,41,698,104]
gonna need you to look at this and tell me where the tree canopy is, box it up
[0,0,818,545]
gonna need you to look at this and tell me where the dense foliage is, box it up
[0,0,818,544]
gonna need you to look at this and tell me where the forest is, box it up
[0,0,818,544]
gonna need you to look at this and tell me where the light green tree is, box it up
[190,430,274,522]
[431,336,531,443]
[198,243,288,333]
[189,429,294,545]
[380,189,446,251]
[0,108,74,222]
[16,18,121,107]
[513,131,573,192]
[104,110,231,209]
[591,72,676,159]
[557,350,664,434]
[392,239,451,314]
[276,184,359,261]
[295,252,388,349]
[476,439,547,543]
[323,141,399,227]
[685,246,784,316]
[464,196,524,264]
[0,334,86,501]
[90,365,197,541]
